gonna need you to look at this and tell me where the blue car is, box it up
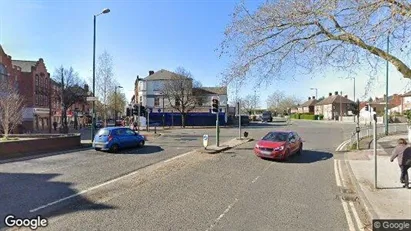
[93,127,145,152]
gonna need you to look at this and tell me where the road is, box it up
[0,120,359,230]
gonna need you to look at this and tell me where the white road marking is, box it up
[163,150,196,163]
[206,198,239,231]
[30,150,197,213]
[251,176,260,183]
[334,160,342,187]
[349,201,365,231]
[336,139,351,151]
[341,198,356,231]
[338,160,346,187]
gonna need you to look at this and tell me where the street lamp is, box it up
[115,85,123,121]
[310,88,318,99]
[385,33,390,135]
[91,8,110,140]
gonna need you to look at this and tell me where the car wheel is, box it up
[109,144,119,153]
[297,144,303,155]
[138,140,145,147]
[283,150,290,161]
[95,148,101,151]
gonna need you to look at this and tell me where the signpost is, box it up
[203,134,209,149]
[373,113,378,189]
[212,96,220,147]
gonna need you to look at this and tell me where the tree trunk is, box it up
[181,113,186,128]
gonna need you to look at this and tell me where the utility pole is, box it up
[340,91,343,122]
[48,79,52,133]
[61,71,65,129]
[238,101,241,139]
[385,33,390,135]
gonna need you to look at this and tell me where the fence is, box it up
[348,123,409,148]
[147,112,227,127]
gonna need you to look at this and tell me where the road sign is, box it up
[86,97,97,102]
[203,134,209,148]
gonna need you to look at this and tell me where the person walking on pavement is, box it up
[390,138,411,189]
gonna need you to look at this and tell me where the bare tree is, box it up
[0,81,25,139]
[267,91,301,113]
[266,91,286,109]
[95,51,115,124]
[220,0,411,90]
[108,83,127,119]
[239,94,260,115]
[53,66,87,131]
[161,67,201,127]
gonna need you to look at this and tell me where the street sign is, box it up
[203,134,209,148]
[86,97,97,102]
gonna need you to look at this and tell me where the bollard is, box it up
[154,125,157,134]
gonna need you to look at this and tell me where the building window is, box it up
[35,95,39,105]
[154,97,160,106]
[139,96,142,103]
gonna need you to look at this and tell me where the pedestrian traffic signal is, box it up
[365,104,369,111]
[211,98,219,113]
[133,104,138,115]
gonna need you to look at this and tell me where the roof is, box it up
[193,87,227,95]
[143,69,189,81]
[12,60,37,73]
[316,95,354,105]
[0,45,4,54]
[402,91,411,97]
[300,99,317,107]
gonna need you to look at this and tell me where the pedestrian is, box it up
[390,138,411,189]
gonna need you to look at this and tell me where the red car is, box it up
[254,131,303,160]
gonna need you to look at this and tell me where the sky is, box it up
[1,0,411,108]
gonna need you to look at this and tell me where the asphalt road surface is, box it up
[0,120,357,230]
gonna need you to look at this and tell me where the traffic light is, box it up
[351,100,360,115]
[126,108,131,116]
[211,98,219,113]
[365,104,369,111]
[140,105,146,116]
[133,104,138,115]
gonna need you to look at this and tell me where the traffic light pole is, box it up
[216,111,220,147]
[137,103,141,132]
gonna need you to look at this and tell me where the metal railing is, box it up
[348,123,409,149]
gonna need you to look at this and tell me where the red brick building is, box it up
[1,45,91,132]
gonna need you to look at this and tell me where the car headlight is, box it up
[274,146,284,151]
[255,144,260,149]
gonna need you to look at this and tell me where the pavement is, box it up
[344,133,411,222]
[0,120,369,230]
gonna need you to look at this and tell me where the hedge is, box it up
[291,113,324,120]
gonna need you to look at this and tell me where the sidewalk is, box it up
[345,133,411,220]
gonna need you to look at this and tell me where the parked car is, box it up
[93,127,146,153]
[262,111,273,122]
[254,131,303,161]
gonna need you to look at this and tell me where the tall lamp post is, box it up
[385,33,390,135]
[310,88,318,99]
[114,85,123,121]
[91,8,110,140]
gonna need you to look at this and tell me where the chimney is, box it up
[329,92,332,96]
[308,97,311,100]
[335,91,338,95]
[84,84,89,92]
[344,95,347,98]
[312,96,315,99]
[149,70,154,75]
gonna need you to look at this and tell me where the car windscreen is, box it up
[96,129,110,136]
[262,132,288,142]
